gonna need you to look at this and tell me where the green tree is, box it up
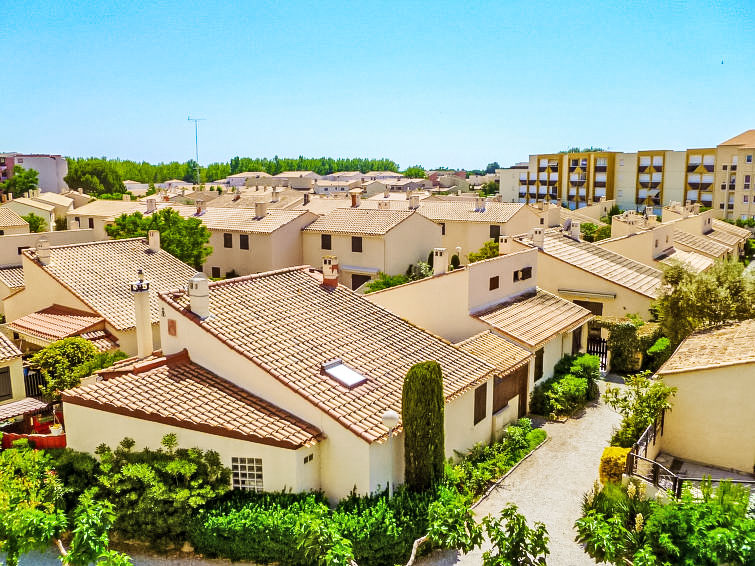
[402,361,445,491]
[480,180,500,196]
[105,208,212,269]
[22,212,48,233]
[30,337,99,401]
[403,165,426,178]
[64,159,124,195]
[79,174,106,196]
[0,166,39,198]
[482,504,549,566]
[467,240,499,263]
[184,159,200,184]
[485,162,501,174]
[364,272,409,293]
[600,205,622,224]
[652,260,755,345]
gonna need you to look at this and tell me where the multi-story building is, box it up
[498,130,755,220]
[0,153,68,193]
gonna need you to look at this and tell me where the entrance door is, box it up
[517,364,529,417]
[351,274,372,290]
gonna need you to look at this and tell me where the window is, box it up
[489,225,501,239]
[351,236,362,253]
[745,195,749,204]
[211,266,220,278]
[723,164,728,170]
[745,175,751,190]
[489,275,499,290]
[231,457,263,491]
[513,266,532,282]
[539,217,544,225]
[303,454,314,464]
[74,216,80,224]
[440,222,445,236]
[240,234,249,250]
[473,384,487,425]
[655,239,659,248]
[0,230,3,236]
[223,233,233,248]
[534,348,544,381]
[747,155,752,163]
[0,367,12,401]
[88,218,94,229]
[321,234,331,250]
[17,246,30,255]
[572,327,582,355]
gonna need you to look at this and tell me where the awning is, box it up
[0,397,49,421]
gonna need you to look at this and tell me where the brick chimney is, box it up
[188,272,210,319]
[570,220,581,241]
[145,198,157,214]
[130,269,153,358]
[532,227,545,249]
[148,230,161,252]
[350,189,361,208]
[255,201,268,218]
[432,248,447,276]
[322,256,339,288]
[498,235,510,255]
[36,236,51,265]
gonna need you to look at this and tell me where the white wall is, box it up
[0,229,97,265]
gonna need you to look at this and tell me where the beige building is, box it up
[662,202,751,258]
[2,197,55,231]
[62,267,510,500]
[655,320,755,474]
[416,200,541,264]
[0,332,24,405]
[31,191,74,221]
[0,266,24,318]
[2,236,196,357]
[0,208,29,236]
[302,207,441,289]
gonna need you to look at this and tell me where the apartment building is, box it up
[0,153,68,193]
[499,129,755,220]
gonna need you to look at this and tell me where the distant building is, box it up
[0,153,68,193]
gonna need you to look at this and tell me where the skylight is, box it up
[322,358,367,388]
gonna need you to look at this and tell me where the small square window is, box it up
[746,155,752,163]
[489,225,501,239]
[223,233,233,248]
[440,222,445,236]
[489,276,499,290]
[352,236,362,253]
[321,234,331,250]
[240,234,249,250]
[211,266,221,278]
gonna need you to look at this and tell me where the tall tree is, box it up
[485,162,500,174]
[402,360,445,491]
[0,165,39,198]
[64,159,125,195]
[403,165,426,178]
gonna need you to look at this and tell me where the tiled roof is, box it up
[24,239,197,331]
[196,208,312,233]
[160,268,494,442]
[7,305,104,342]
[455,332,532,372]
[559,207,606,226]
[520,231,663,298]
[658,319,755,374]
[417,201,525,223]
[658,249,714,273]
[719,129,755,147]
[276,170,317,177]
[475,289,593,349]
[0,332,22,361]
[711,219,752,240]
[0,208,29,228]
[303,208,415,235]
[33,192,74,207]
[707,226,744,247]
[0,266,24,290]
[227,171,272,178]
[0,397,49,421]
[62,350,321,449]
[68,200,144,218]
[7,197,55,211]
[79,330,120,352]
[673,229,730,257]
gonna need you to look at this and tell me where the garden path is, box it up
[417,379,624,566]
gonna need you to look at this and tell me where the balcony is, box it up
[687,182,700,190]
[594,165,607,173]
[638,165,649,173]
[538,166,547,172]
[703,164,715,172]
[549,164,559,172]
[653,165,663,172]
[729,183,736,190]
[687,164,701,172]
[700,182,713,190]
[594,181,607,188]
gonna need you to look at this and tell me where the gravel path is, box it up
[417,380,623,566]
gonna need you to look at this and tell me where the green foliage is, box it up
[604,371,676,448]
[403,165,426,178]
[600,205,623,224]
[467,240,499,263]
[403,361,445,492]
[21,212,47,233]
[482,504,549,566]
[653,260,755,346]
[0,166,39,198]
[406,261,432,281]
[364,272,409,293]
[529,354,600,417]
[645,337,672,371]
[95,435,230,548]
[105,208,213,269]
[46,449,100,514]
[580,222,612,242]
[480,180,500,196]
[54,217,68,231]
[597,316,661,373]
[559,147,606,153]
[427,484,483,553]
[599,447,631,484]
[545,374,588,415]
[65,159,125,196]
[450,254,461,270]
[30,337,99,401]
[97,191,133,200]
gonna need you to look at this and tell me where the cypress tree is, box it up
[402,360,445,491]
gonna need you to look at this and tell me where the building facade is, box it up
[0,153,69,193]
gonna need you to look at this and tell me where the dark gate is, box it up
[586,337,607,371]
[24,367,45,399]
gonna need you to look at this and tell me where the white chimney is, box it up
[475,197,485,212]
[384,187,390,198]
[322,256,339,289]
[271,188,281,203]
[196,199,206,215]
[130,270,153,358]
[147,230,161,252]
[145,198,157,213]
[532,227,545,249]
[498,235,510,255]
[646,214,658,227]
[409,195,419,209]
[570,220,581,241]
[378,200,390,210]
[36,237,51,265]
[692,202,700,215]
[432,248,447,276]
[188,272,210,319]
[255,201,268,218]
[122,194,131,202]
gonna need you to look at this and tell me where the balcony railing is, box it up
[594,165,607,173]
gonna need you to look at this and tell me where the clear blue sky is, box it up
[2,1,753,170]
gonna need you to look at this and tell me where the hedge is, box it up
[599,446,630,485]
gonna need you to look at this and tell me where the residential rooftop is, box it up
[0,331,22,362]
[4,197,55,212]
[0,266,24,290]
[417,201,526,223]
[0,208,30,228]
[673,229,730,257]
[455,331,532,372]
[303,208,417,236]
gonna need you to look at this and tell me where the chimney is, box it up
[378,200,390,210]
[36,236,51,265]
[409,194,419,209]
[78,188,83,194]
[599,196,606,203]
[24,191,29,198]
[350,190,361,208]
[570,220,581,241]
[70,219,79,229]
[692,202,700,215]
[498,235,510,255]
[271,188,281,203]
[322,256,339,288]
[145,198,157,213]
[475,196,485,212]
[255,201,268,218]
[432,248,447,276]
[646,214,658,227]
[303,192,310,205]
[384,187,390,198]
[148,230,161,252]
[188,272,210,319]
[532,227,545,249]
[196,199,206,215]
[130,270,153,358]
[122,193,131,201]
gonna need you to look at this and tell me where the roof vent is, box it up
[321,358,367,388]
[255,201,268,218]
[188,272,210,319]
[145,198,157,213]
[532,227,544,249]
[498,235,510,255]
[36,236,51,265]
[148,229,161,253]
[433,247,447,276]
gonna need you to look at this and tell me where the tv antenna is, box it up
[187,115,205,184]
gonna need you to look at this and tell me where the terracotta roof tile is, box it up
[62,351,320,448]
[0,332,22,362]
[0,397,49,421]
[160,268,494,442]
[417,201,525,223]
[658,319,755,374]
[24,239,196,331]
[455,332,532,371]
[475,289,593,349]
[7,305,104,342]
[303,208,416,235]
[0,266,24,290]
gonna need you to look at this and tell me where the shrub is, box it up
[599,446,630,485]
[546,374,588,415]
[450,254,460,270]
[645,336,672,371]
[530,354,601,417]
